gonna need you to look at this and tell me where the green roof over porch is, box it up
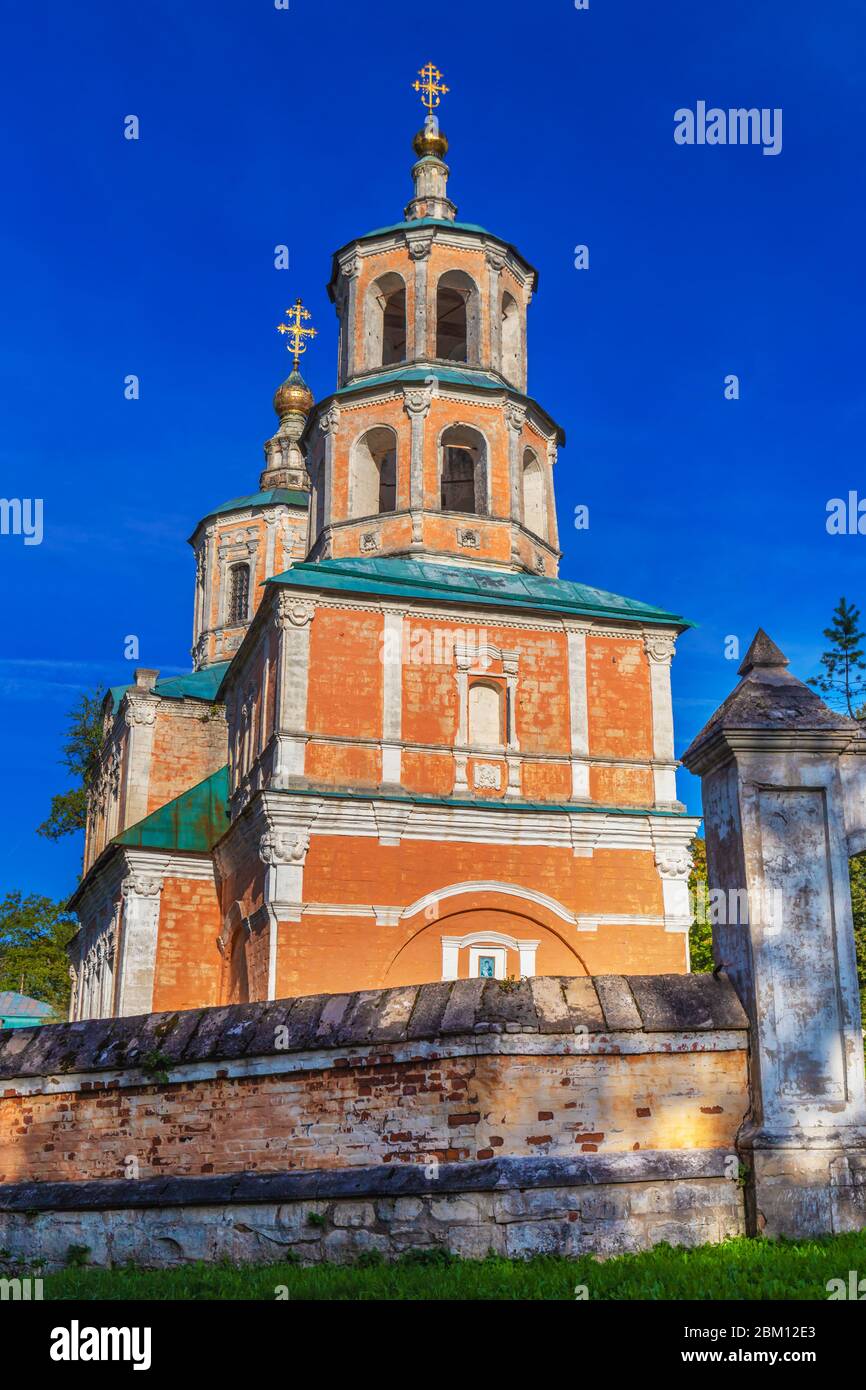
[112,766,230,855]
[264,557,691,628]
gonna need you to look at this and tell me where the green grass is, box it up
[34,1231,866,1300]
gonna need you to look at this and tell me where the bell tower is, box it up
[301,63,564,577]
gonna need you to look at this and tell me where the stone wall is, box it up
[0,974,749,1267]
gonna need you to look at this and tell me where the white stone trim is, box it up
[403,879,575,925]
[256,790,701,856]
[440,929,541,981]
[2,1029,748,1098]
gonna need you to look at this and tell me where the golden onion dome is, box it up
[273,369,313,419]
[413,120,448,160]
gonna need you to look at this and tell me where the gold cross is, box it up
[276,298,317,369]
[412,62,449,115]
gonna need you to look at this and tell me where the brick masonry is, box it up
[0,975,750,1266]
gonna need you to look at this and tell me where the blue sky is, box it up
[1,0,864,902]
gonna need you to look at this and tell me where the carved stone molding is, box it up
[319,403,341,436]
[403,384,434,418]
[407,235,434,261]
[259,828,311,866]
[339,254,361,281]
[504,401,527,433]
[276,593,316,628]
[124,699,158,727]
[644,633,677,666]
[654,847,691,880]
[121,874,163,899]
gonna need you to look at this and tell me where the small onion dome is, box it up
[273,369,313,419]
[413,115,448,160]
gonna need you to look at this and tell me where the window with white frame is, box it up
[441,931,539,981]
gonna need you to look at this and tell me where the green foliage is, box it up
[40,1231,866,1300]
[0,892,77,1014]
[688,835,714,974]
[809,597,866,720]
[140,1050,174,1085]
[37,686,106,840]
[850,854,866,1024]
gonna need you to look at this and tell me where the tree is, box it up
[688,835,714,973]
[37,686,105,839]
[849,855,866,1025]
[809,597,866,720]
[0,892,77,1016]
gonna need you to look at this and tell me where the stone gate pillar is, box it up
[682,629,866,1237]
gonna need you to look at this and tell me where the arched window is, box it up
[522,450,547,539]
[228,563,250,625]
[436,270,480,363]
[501,292,521,384]
[468,680,504,748]
[350,426,399,519]
[366,273,407,369]
[440,424,487,515]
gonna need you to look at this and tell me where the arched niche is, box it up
[349,425,399,519]
[439,423,488,516]
[522,448,547,539]
[435,269,481,364]
[468,679,505,749]
[501,291,522,384]
[365,272,407,369]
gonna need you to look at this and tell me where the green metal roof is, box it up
[0,991,54,1019]
[335,365,505,397]
[327,219,539,300]
[305,366,565,447]
[194,488,309,530]
[362,216,491,239]
[265,556,691,628]
[113,766,230,855]
[110,662,230,714]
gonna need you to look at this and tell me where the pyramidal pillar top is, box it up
[406,62,456,222]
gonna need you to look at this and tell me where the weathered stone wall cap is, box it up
[0,974,748,1080]
[0,1149,735,1213]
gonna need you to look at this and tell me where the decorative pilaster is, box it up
[271,593,315,787]
[504,401,527,528]
[259,813,319,996]
[317,403,341,532]
[643,631,678,807]
[651,841,693,934]
[407,234,433,359]
[403,384,433,517]
[122,693,159,829]
[338,259,360,379]
[116,874,163,1017]
[485,247,505,373]
[381,609,405,787]
[565,622,592,800]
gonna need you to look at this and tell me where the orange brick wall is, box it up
[0,1048,746,1187]
[146,705,227,816]
[265,838,681,997]
[587,636,653,761]
[152,876,222,1013]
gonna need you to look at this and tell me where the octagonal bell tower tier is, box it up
[300,118,565,577]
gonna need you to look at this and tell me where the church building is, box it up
[67,66,699,1020]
